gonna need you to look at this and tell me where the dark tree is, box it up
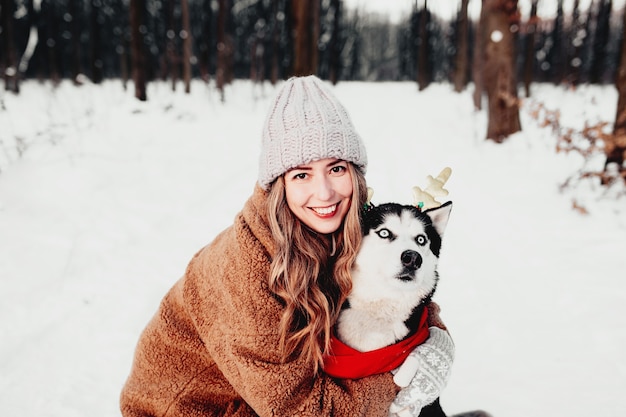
[607,5,626,178]
[42,0,61,84]
[327,0,341,84]
[566,0,585,86]
[315,0,342,83]
[113,0,131,89]
[291,0,319,76]
[69,0,83,83]
[181,0,192,93]
[130,0,147,100]
[589,0,613,84]
[453,0,470,92]
[197,0,213,83]
[216,0,234,100]
[269,0,280,84]
[342,9,361,81]
[522,0,538,97]
[472,0,487,110]
[482,0,521,141]
[90,0,103,83]
[417,1,430,90]
[1,0,19,92]
[165,0,180,89]
[547,0,565,84]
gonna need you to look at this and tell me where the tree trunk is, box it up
[328,0,341,85]
[44,0,60,85]
[250,0,268,84]
[453,0,469,92]
[549,0,564,85]
[417,0,429,91]
[181,0,192,93]
[523,0,538,97]
[113,0,130,90]
[270,0,279,84]
[589,0,612,84]
[90,0,103,83]
[311,0,320,74]
[483,0,521,142]
[198,0,213,83]
[166,0,179,91]
[472,0,487,110]
[69,0,82,84]
[1,0,19,92]
[607,4,626,178]
[216,0,228,101]
[567,0,583,87]
[120,38,129,90]
[130,0,147,101]
[291,0,319,76]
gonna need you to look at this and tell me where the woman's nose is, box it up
[315,177,333,200]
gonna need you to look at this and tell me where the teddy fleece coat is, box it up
[120,185,400,417]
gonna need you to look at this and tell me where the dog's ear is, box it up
[424,201,452,236]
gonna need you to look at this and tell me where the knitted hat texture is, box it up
[258,75,367,190]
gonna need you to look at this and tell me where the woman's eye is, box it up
[376,229,391,239]
[292,173,307,180]
[416,235,427,246]
[330,165,346,174]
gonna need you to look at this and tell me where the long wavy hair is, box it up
[267,163,368,374]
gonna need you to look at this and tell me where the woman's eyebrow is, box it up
[325,159,343,168]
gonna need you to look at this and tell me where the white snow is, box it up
[1,79,625,417]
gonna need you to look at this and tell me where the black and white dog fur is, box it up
[337,200,453,417]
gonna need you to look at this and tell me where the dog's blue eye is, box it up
[376,229,392,239]
[416,235,427,246]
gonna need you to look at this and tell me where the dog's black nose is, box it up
[401,250,422,269]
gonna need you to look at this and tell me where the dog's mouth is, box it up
[396,268,417,282]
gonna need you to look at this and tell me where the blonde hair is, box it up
[267,163,367,373]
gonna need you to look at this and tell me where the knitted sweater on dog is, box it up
[120,185,399,417]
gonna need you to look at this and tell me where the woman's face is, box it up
[284,158,354,234]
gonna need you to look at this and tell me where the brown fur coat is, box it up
[120,185,400,417]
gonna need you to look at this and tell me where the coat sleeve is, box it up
[184,226,400,417]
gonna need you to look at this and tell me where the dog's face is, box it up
[351,201,452,304]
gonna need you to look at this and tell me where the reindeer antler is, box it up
[363,187,375,211]
[412,167,452,210]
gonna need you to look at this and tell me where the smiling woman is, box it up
[284,158,354,234]
[120,75,389,417]
[120,75,455,417]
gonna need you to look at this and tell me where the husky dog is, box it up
[336,200,453,417]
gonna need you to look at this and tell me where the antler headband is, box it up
[363,167,452,212]
[412,167,452,211]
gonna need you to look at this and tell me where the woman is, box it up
[120,75,452,417]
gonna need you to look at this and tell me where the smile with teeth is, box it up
[311,203,338,216]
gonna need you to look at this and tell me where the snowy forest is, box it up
[0,0,623,88]
[1,2,626,417]
[1,0,625,192]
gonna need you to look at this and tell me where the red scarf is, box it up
[323,306,430,379]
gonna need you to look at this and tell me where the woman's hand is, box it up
[389,320,454,416]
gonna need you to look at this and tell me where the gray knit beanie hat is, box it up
[258,75,368,190]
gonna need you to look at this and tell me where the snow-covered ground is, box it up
[1,79,624,417]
